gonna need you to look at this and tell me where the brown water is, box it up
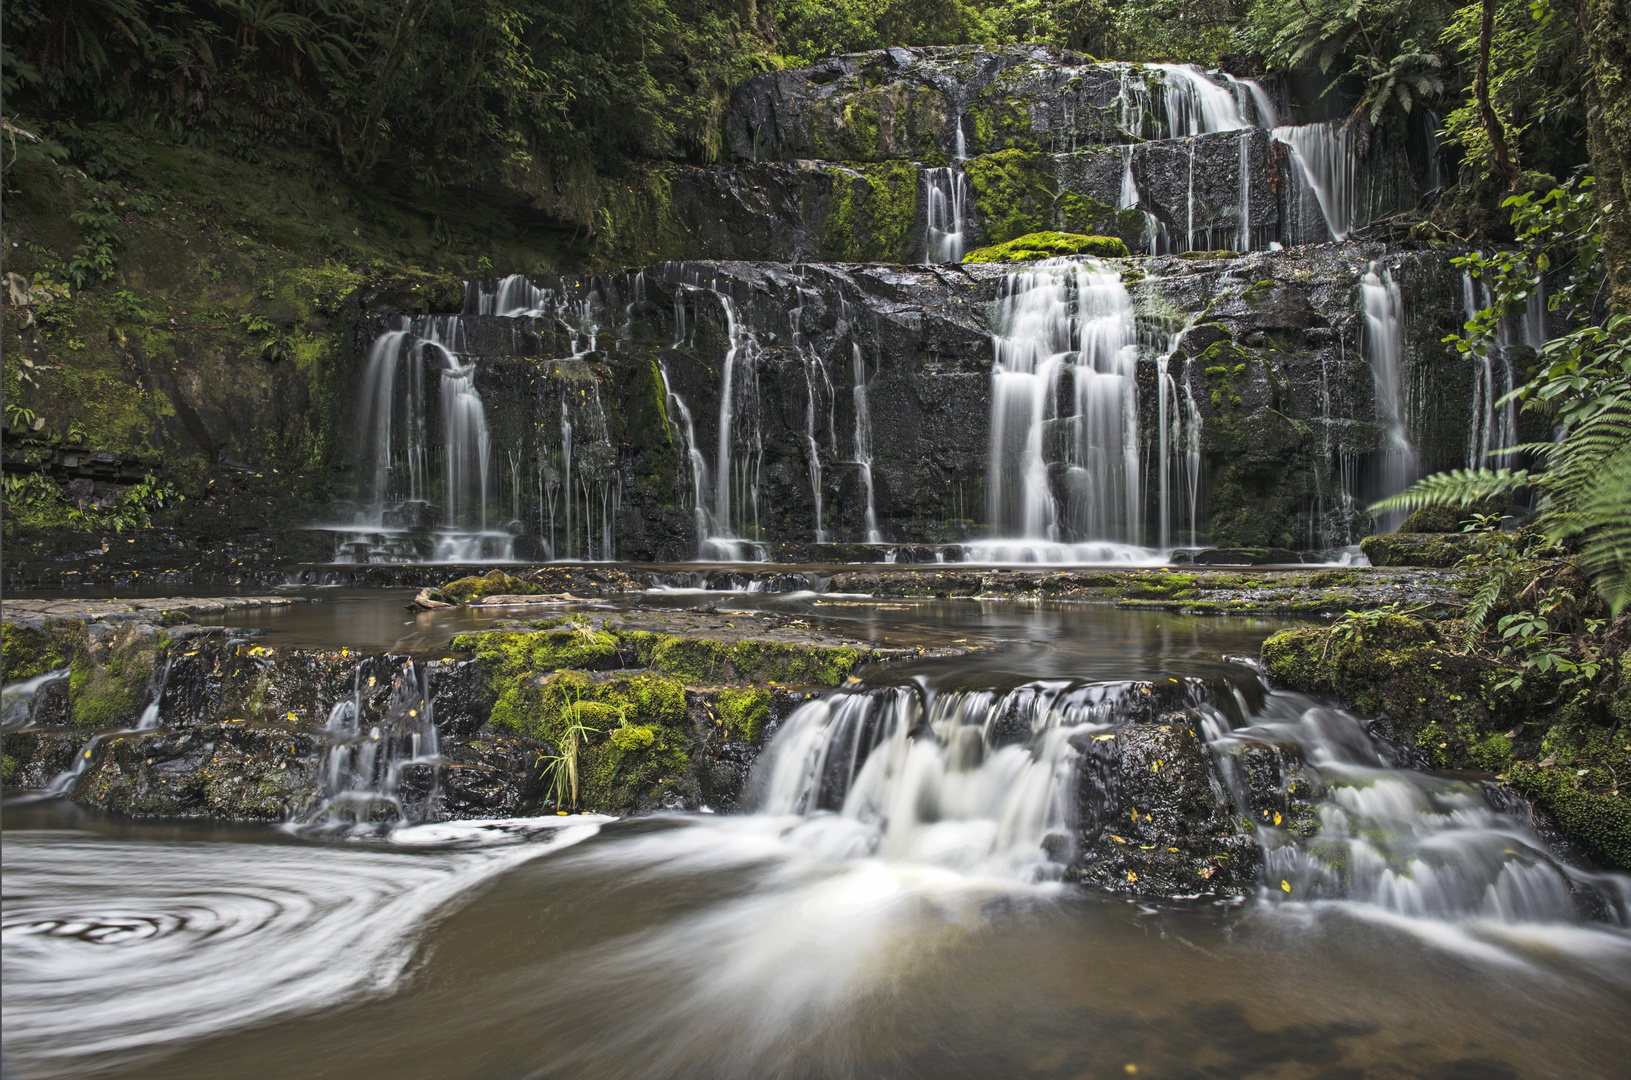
[4,598,1630,1079]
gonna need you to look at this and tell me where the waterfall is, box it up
[1362,262,1418,522]
[1464,272,1518,470]
[305,660,443,827]
[659,360,710,542]
[1155,336,1202,549]
[340,316,511,563]
[1,668,68,729]
[983,260,1150,558]
[1150,64,1250,136]
[751,683,1093,880]
[1117,146,1160,255]
[850,343,881,543]
[1205,680,1631,922]
[1273,123,1362,241]
[710,288,764,549]
[135,658,172,731]
[924,167,969,264]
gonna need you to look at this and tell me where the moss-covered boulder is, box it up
[618,630,863,686]
[69,623,166,727]
[452,621,623,687]
[489,669,693,813]
[963,231,1129,263]
[2,620,74,682]
[435,570,549,603]
[1360,532,1481,567]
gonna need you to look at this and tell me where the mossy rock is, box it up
[712,687,772,744]
[1359,532,1480,567]
[2,621,72,682]
[436,570,548,603]
[489,669,691,813]
[69,623,166,727]
[452,624,622,688]
[617,630,862,687]
[963,231,1129,263]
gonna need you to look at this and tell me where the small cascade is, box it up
[1273,123,1362,241]
[1206,682,1631,923]
[659,360,710,542]
[1154,335,1203,549]
[752,682,1120,879]
[1150,63,1249,136]
[923,166,970,263]
[472,273,554,317]
[1,668,68,729]
[850,343,882,543]
[305,660,443,827]
[790,283,831,543]
[1306,338,1363,547]
[1118,147,1161,255]
[1362,262,1418,523]
[338,315,512,563]
[135,658,173,731]
[1463,272,1518,469]
[986,259,1144,548]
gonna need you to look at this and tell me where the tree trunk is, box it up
[1475,0,1522,191]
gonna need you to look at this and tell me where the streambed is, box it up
[4,596,1630,1079]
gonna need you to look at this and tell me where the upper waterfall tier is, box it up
[589,48,1439,268]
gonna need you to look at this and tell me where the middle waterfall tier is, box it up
[327,249,1507,562]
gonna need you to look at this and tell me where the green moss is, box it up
[489,669,691,813]
[67,625,163,727]
[1359,533,1479,567]
[2,622,67,682]
[963,231,1129,263]
[1398,506,1469,533]
[452,624,621,689]
[962,150,1055,244]
[1,754,18,784]
[821,161,919,262]
[1055,192,1149,244]
[618,630,861,686]
[714,687,772,744]
[437,569,549,603]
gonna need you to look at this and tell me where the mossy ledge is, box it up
[1259,616,1631,871]
[963,231,1130,263]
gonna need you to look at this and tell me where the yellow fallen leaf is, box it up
[1108,834,1127,844]
[1130,809,1138,822]
[1126,872,1137,882]
[1273,812,1282,826]
[1093,734,1115,741]
[1281,879,1292,893]
[1167,847,1179,852]
[1140,844,1155,850]
[286,712,297,721]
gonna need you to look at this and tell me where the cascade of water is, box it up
[1154,335,1203,549]
[341,315,511,563]
[659,360,710,542]
[1362,262,1418,521]
[986,260,1145,551]
[135,658,173,731]
[711,288,764,547]
[306,660,442,827]
[954,112,968,159]
[752,682,1106,879]
[1,668,68,729]
[923,167,969,264]
[474,274,554,317]
[1237,132,1253,252]
[1150,63,1250,135]
[1204,677,1631,922]
[850,343,882,543]
[1463,272,1518,470]
[1117,147,1161,255]
[1273,123,1362,241]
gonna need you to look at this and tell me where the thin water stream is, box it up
[5,598,1629,1079]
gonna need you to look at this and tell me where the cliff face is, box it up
[5,47,1515,566]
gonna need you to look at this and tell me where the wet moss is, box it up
[713,687,772,744]
[1360,533,1479,567]
[963,149,1054,244]
[821,161,919,262]
[68,624,165,727]
[963,231,1129,263]
[619,630,861,686]
[2,622,68,682]
[452,623,622,689]
[436,570,550,603]
[488,669,691,813]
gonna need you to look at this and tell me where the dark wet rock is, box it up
[1167,547,1302,566]
[72,726,325,820]
[1069,712,1261,897]
[1222,740,1322,837]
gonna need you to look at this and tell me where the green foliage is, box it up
[65,180,124,290]
[1241,0,1451,126]
[1378,185,1631,614]
[963,231,1129,262]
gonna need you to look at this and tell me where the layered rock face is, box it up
[331,240,1505,561]
[310,47,1534,563]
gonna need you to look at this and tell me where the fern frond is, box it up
[1369,468,1534,516]
[1463,568,1507,640]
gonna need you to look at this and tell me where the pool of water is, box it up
[4,596,1629,1079]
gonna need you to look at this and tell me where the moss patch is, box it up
[963,231,1129,263]
[2,622,70,682]
[452,623,622,689]
[713,687,772,744]
[436,570,550,603]
[618,630,862,686]
[821,161,919,262]
[962,150,1055,244]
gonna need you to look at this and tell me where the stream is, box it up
[5,596,1630,1079]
